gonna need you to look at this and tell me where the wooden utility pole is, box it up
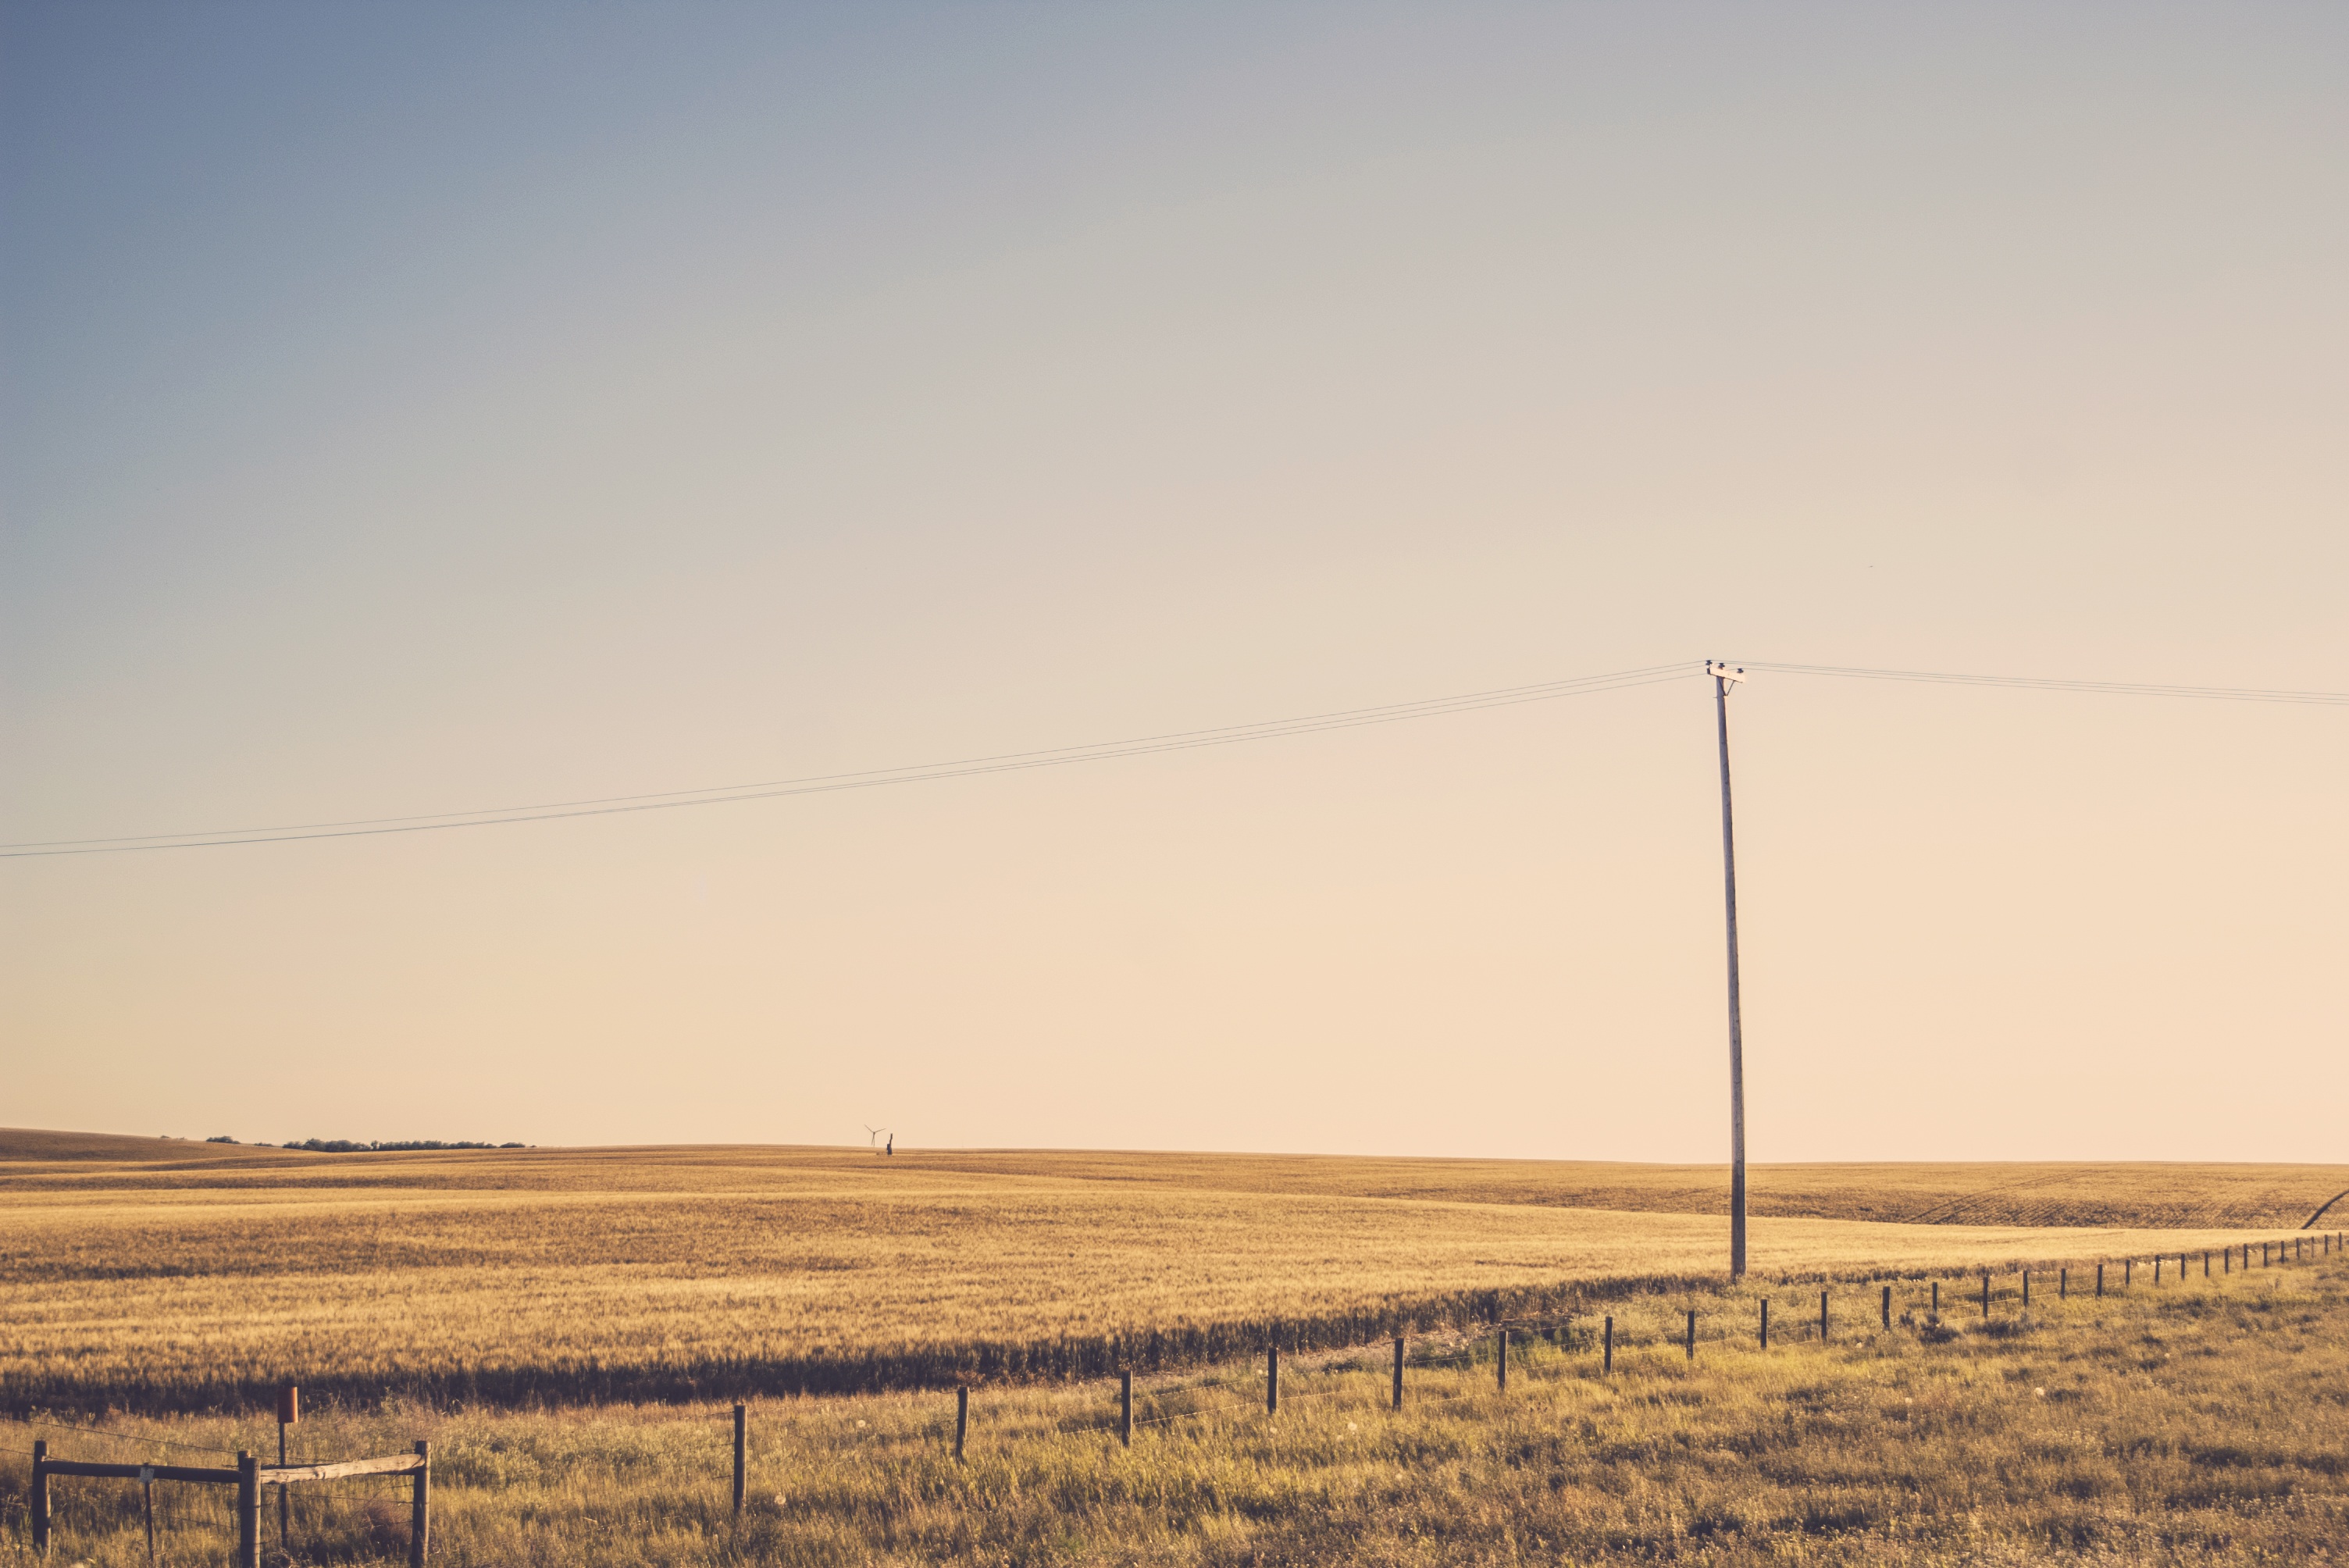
[1709,660,1749,1280]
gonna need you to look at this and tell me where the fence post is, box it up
[30,1440,48,1556]
[1687,1309,1698,1359]
[1759,1299,1769,1350]
[2060,1267,2067,1299]
[954,1388,968,1464]
[1881,1285,1891,1329]
[2096,1263,2104,1298]
[276,1385,296,1558]
[2155,1256,2162,1285]
[2204,1251,2210,1278]
[1820,1291,1828,1342]
[408,1441,430,1568]
[236,1452,258,1568]
[1392,1337,1405,1409]
[2023,1270,2030,1309]
[1602,1317,1614,1374]
[1981,1274,1990,1319]
[1119,1371,1132,1449]
[2224,1247,2231,1274]
[731,1404,746,1515]
[1267,1345,1279,1415]
[1930,1281,1939,1317]
[1497,1327,1508,1391]
[2124,1259,2133,1287]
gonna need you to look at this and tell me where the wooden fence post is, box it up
[1602,1317,1614,1374]
[409,1441,430,1568]
[2096,1263,2104,1298]
[1881,1285,1891,1329]
[1687,1309,1698,1359]
[1496,1327,1508,1391]
[954,1388,968,1464]
[1930,1281,1939,1317]
[1981,1274,1990,1319]
[2224,1247,2231,1274]
[1267,1345,1279,1415]
[2023,1270,2030,1309]
[30,1440,48,1556]
[1392,1337,1405,1409]
[1759,1299,1769,1350]
[1820,1291,1829,1342]
[2060,1267,2067,1299]
[2203,1251,2210,1278]
[237,1452,259,1568]
[2155,1256,2162,1285]
[1119,1371,1132,1449]
[2124,1259,2133,1287]
[732,1404,746,1515]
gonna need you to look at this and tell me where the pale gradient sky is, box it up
[3,2,2344,1161]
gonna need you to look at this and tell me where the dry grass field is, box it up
[5,1244,2345,1566]
[3,1129,2339,1414]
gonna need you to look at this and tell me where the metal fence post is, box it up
[30,1440,48,1556]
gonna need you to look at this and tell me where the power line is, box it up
[5,657,2340,861]
[1740,661,2349,705]
[0,663,1695,858]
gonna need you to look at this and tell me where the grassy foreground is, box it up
[6,1249,2345,1566]
[4,1131,2337,1411]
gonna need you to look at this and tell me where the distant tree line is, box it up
[201,1135,529,1151]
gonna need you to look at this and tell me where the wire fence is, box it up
[10,1233,2340,1562]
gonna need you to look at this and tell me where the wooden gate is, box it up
[30,1438,430,1567]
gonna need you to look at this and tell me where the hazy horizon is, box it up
[5,2,2344,1164]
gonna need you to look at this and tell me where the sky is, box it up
[3,2,2344,1163]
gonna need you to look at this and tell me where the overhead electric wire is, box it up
[0,663,1696,858]
[1738,661,2349,706]
[7,656,2340,861]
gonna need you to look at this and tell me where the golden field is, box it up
[3,1129,2339,1413]
[5,1243,2346,1565]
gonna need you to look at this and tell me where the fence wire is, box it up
[12,1237,2340,1562]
